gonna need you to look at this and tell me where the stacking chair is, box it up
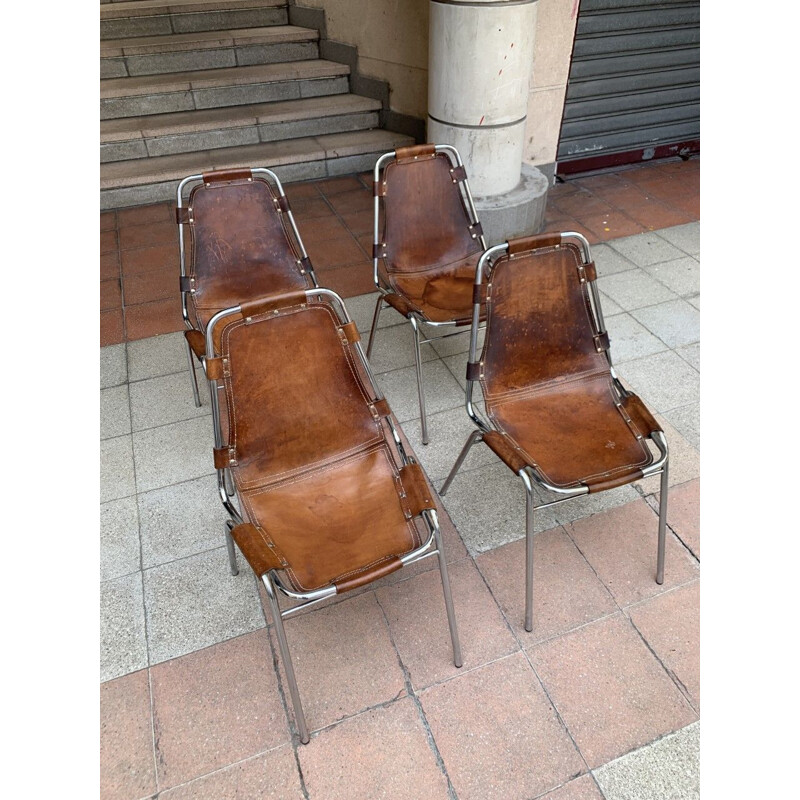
[441,233,669,632]
[176,167,318,407]
[366,144,486,444]
[203,287,463,743]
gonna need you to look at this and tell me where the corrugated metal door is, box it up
[557,0,700,172]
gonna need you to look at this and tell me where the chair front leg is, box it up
[262,572,310,744]
[184,336,201,407]
[656,457,669,584]
[523,478,535,632]
[433,521,463,668]
[440,429,483,495]
[365,294,385,359]
[410,317,429,445]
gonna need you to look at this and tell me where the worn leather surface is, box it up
[214,299,431,592]
[479,241,660,489]
[184,175,313,334]
[380,152,483,323]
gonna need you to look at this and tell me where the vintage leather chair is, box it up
[366,144,486,444]
[441,232,669,632]
[203,287,463,743]
[175,167,318,407]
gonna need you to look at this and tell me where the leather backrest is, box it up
[188,176,310,312]
[218,301,384,488]
[481,242,608,402]
[382,152,480,275]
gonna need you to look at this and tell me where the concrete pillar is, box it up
[427,0,548,242]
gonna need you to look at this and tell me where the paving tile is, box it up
[594,722,700,800]
[476,526,618,643]
[119,220,177,251]
[429,326,484,359]
[101,496,141,582]
[138,474,229,568]
[101,211,117,232]
[127,330,192,381]
[100,343,127,389]
[401,406,500,482]
[151,630,289,790]
[143,547,265,665]
[647,478,699,559]
[663,402,700,450]
[298,697,451,800]
[598,291,624,316]
[326,187,372,216]
[676,343,699,373]
[628,581,700,709]
[101,277,122,311]
[615,350,699,413]
[132,415,215,493]
[340,208,374,235]
[606,313,669,363]
[117,202,173,228]
[316,174,364,195]
[439,462,557,554]
[606,231,686,267]
[551,484,641,526]
[342,291,405,333]
[101,253,121,285]
[581,210,647,241]
[530,614,697,769]
[633,415,700,494]
[643,256,700,297]
[540,775,605,800]
[319,261,375,297]
[591,242,638,276]
[365,319,439,374]
[621,198,693,231]
[125,297,184,340]
[287,194,334,221]
[100,669,156,800]
[420,653,585,800]
[566,499,698,608]
[129,370,211,431]
[101,434,136,503]
[101,572,148,682]
[101,228,118,254]
[631,299,700,349]
[101,308,125,346]
[376,359,464,423]
[654,221,700,256]
[598,269,678,311]
[686,293,699,309]
[123,267,177,306]
[101,384,132,440]
[159,745,304,800]
[120,242,176,275]
[284,179,323,200]
[376,559,518,689]
[271,592,407,732]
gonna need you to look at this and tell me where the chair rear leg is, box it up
[433,523,463,668]
[184,337,201,407]
[440,430,482,495]
[365,294,385,359]
[224,520,239,576]
[524,485,535,632]
[656,457,669,584]
[410,318,429,445]
[262,573,310,744]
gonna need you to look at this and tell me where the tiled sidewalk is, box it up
[100,159,700,800]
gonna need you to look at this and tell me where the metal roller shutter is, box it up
[557,0,700,172]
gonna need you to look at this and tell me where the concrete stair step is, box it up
[101,60,350,119]
[100,129,413,209]
[101,0,288,39]
[101,25,319,78]
[101,94,382,161]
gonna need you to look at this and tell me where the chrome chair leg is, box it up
[656,458,669,585]
[410,317,429,445]
[433,521,463,668]
[224,519,239,576]
[365,294,384,360]
[440,429,483,495]
[184,336,201,407]
[523,480,535,632]
[224,467,236,498]
[263,572,310,744]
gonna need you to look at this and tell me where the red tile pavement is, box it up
[540,775,606,800]
[99,156,699,345]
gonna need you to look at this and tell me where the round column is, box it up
[428,0,548,239]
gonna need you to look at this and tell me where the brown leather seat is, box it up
[442,232,669,632]
[176,167,317,405]
[367,144,486,443]
[203,288,462,742]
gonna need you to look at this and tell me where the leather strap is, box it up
[373,243,386,259]
[395,143,436,161]
[340,321,360,344]
[578,261,597,283]
[466,361,481,381]
[399,463,436,517]
[179,275,195,292]
[213,447,237,469]
[239,291,306,319]
[373,180,386,197]
[230,523,287,575]
[623,394,662,437]
[507,233,562,254]
[472,283,487,304]
[451,165,467,183]
[334,556,402,593]
[205,356,226,381]
[175,207,191,224]
[383,293,414,317]
[469,221,483,239]
[202,168,252,184]
[299,256,312,273]
[593,331,610,352]
[585,471,643,493]
[184,329,206,358]
[372,398,392,418]
[275,195,290,213]
[483,431,529,474]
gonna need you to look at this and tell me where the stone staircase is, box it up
[100,0,413,209]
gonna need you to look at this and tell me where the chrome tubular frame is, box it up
[366,145,487,446]
[176,167,319,409]
[442,235,670,631]
[204,286,461,743]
